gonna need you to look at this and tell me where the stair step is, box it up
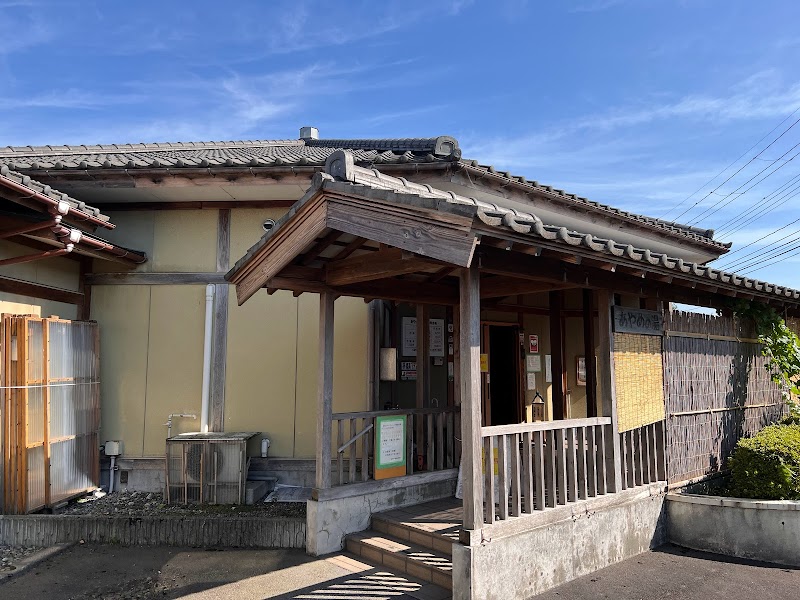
[371,513,455,556]
[346,531,453,590]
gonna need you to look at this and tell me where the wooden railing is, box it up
[331,406,461,486]
[619,420,666,489]
[480,417,614,524]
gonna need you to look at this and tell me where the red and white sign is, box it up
[529,334,539,354]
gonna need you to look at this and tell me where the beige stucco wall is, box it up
[92,207,369,459]
[0,239,79,319]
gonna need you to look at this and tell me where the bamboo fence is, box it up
[662,310,784,483]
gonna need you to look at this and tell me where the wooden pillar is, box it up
[210,209,230,432]
[596,289,622,492]
[549,291,565,420]
[460,266,484,535]
[583,289,597,418]
[416,304,429,466]
[315,292,335,490]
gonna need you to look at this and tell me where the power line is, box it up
[669,113,800,223]
[658,105,800,221]
[716,178,800,240]
[719,232,800,272]
[687,141,800,225]
[715,171,800,236]
[739,242,800,275]
[717,218,800,262]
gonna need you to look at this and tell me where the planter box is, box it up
[667,492,800,566]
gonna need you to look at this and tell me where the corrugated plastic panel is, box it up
[26,446,46,511]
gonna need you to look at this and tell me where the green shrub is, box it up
[729,424,800,500]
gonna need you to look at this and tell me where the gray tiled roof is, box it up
[0,134,721,248]
[0,164,110,223]
[230,150,799,303]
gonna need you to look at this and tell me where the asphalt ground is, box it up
[535,544,800,600]
[0,543,448,600]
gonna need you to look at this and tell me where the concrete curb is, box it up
[0,515,306,549]
[0,543,74,585]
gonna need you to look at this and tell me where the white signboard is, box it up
[526,372,537,391]
[526,354,542,372]
[402,317,417,356]
[545,355,553,383]
[429,319,445,357]
[378,418,405,466]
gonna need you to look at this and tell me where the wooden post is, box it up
[583,289,597,418]
[549,291,565,420]
[210,209,231,432]
[596,290,622,492]
[316,292,335,490]
[460,266,484,536]
[416,304,429,467]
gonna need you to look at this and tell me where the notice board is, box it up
[374,415,407,480]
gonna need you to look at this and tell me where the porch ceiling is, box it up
[226,151,800,314]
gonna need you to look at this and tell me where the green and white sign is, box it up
[375,415,407,475]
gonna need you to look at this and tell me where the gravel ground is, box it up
[56,491,306,519]
[0,545,42,573]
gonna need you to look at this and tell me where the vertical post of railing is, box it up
[460,265,484,538]
[596,290,622,493]
[315,292,335,491]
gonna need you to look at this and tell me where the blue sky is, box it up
[3,1,800,289]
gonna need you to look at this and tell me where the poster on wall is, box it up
[526,354,542,372]
[400,361,416,380]
[374,416,407,480]
[526,372,537,391]
[545,355,553,382]
[401,317,417,356]
[576,356,587,386]
[529,334,539,354]
[429,319,445,357]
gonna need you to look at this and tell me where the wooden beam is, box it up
[78,258,92,320]
[549,291,566,420]
[325,247,442,287]
[596,290,622,492]
[301,230,342,266]
[91,200,297,211]
[429,266,457,283]
[0,275,83,305]
[480,276,577,299]
[86,272,227,285]
[325,194,478,267]
[316,292,335,490]
[583,289,597,418]
[330,236,367,261]
[459,265,484,536]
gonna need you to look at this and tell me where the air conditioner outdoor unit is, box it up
[165,432,257,505]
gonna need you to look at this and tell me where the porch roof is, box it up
[224,149,799,313]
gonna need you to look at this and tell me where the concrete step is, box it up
[246,473,278,490]
[371,513,455,556]
[345,531,453,590]
[244,480,268,504]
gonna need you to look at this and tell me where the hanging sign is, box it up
[375,415,407,480]
[526,354,542,372]
[612,306,663,335]
[529,334,539,354]
[429,319,445,357]
[402,317,417,356]
[545,355,553,383]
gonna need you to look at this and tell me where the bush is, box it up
[729,424,800,500]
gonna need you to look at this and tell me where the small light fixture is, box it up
[263,219,275,232]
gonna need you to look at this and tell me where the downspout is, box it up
[200,284,215,433]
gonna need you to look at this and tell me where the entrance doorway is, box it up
[482,323,522,426]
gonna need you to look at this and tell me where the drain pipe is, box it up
[200,284,214,433]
